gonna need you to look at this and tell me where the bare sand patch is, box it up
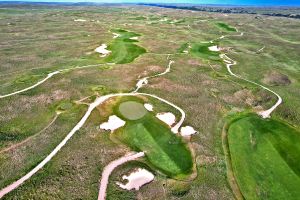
[95,44,111,57]
[156,112,176,126]
[99,115,125,132]
[74,19,86,22]
[116,168,154,190]
[144,103,153,111]
[180,126,197,136]
[113,33,120,38]
[208,45,221,52]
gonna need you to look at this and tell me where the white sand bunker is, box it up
[116,168,154,190]
[156,112,176,126]
[209,45,221,52]
[113,33,120,38]
[180,126,197,136]
[130,36,138,40]
[74,19,86,22]
[95,44,111,57]
[144,103,153,112]
[99,115,125,132]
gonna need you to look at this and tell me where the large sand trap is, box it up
[95,44,111,57]
[74,19,86,22]
[100,115,125,132]
[116,168,154,190]
[156,112,176,127]
[180,126,197,136]
[130,36,138,40]
[144,103,153,111]
[209,45,221,52]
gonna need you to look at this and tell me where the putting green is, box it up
[227,113,300,199]
[118,101,147,120]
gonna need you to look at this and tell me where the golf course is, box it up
[0,3,300,199]
[111,96,194,179]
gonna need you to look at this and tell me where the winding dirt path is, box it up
[0,113,60,154]
[220,53,282,118]
[0,64,110,99]
[97,152,145,200]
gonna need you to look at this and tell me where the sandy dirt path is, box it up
[0,64,108,99]
[220,53,282,118]
[97,152,145,200]
[0,114,59,154]
[133,56,173,92]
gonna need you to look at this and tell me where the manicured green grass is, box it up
[104,29,146,64]
[227,113,300,199]
[177,43,189,53]
[112,97,193,179]
[118,101,147,120]
[216,22,237,32]
[190,42,220,61]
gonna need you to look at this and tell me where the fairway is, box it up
[215,22,237,32]
[104,29,146,64]
[227,114,300,200]
[190,42,220,61]
[113,98,193,179]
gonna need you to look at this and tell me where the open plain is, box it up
[0,3,300,200]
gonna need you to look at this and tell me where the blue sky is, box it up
[2,0,300,6]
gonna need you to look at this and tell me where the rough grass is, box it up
[228,113,300,200]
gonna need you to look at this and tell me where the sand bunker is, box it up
[156,112,176,126]
[130,36,138,40]
[95,44,111,57]
[116,168,154,190]
[100,115,125,132]
[113,33,120,38]
[180,126,197,136]
[209,45,221,52]
[144,103,153,111]
[74,19,86,22]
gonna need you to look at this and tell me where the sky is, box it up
[2,0,300,6]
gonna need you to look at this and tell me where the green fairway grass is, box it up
[104,29,146,64]
[190,42,220,61]
[112,97,193,179]
[216,22,237,32]
[227,113,300,199]
[119,101,147,120]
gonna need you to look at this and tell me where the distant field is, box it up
[216,22,237,32]
[227,113,300,199]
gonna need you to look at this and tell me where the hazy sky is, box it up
[2,0,300,6]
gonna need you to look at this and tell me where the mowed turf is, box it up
[104,29,146,64]
[190,42,220,61]
[227,113,300,200]
[113,98,193,179]
[215,22,237,32]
